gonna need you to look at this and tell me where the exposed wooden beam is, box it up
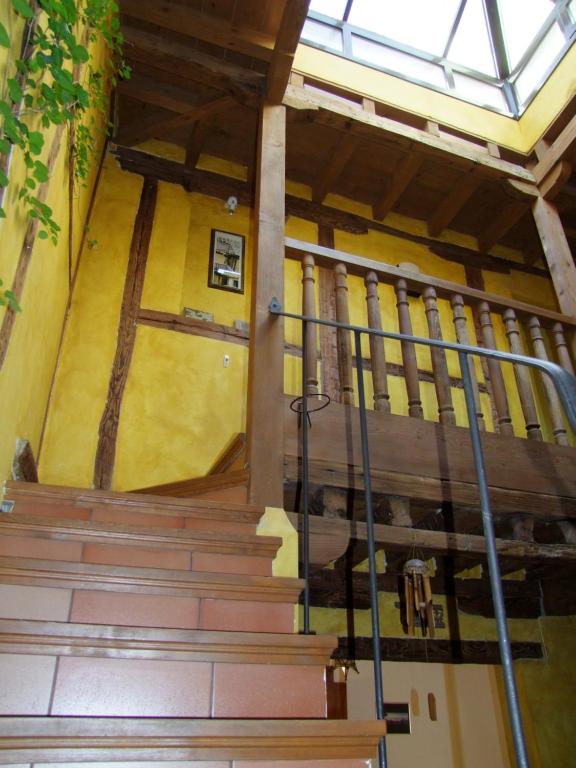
[532,196,576,319]
[312,133,358,203]
[540,160,573,200]
[477,199,528,252]
[117,95,236,147]
[122,26,265,103]
[283,84,535,182]
[121,0,275,61]
[533,112,576,183]
[117,73,199,114]
[267,0,311,103]
[185,122,208,171]
[373,153,423,220]
[427,169,482,237]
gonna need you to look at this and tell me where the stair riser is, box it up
[0,653,327,719]
[0,536,271,576]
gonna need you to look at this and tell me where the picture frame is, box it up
[208,228,245,293]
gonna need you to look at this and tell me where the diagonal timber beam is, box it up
[477,199,528,252]
[373,152,423,220]
[267,0,311,103]
[541,160,573,200]
[117,73,200,114]
[312,133,358,203]
[428,169,482,237]
[121,0,275,61]
[533,112,576,183]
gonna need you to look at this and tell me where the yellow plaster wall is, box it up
[294,43,576,153]
[0,12,108,486]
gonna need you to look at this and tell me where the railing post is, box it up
[459,349,530,768]
[527,316,569,446]
[365,271,391,413]
[551,322,575,376]
[502,309,543,441]
[302,254,318,395]
[334,262,355,405]
[478,302,514,437]
[423,286,456,426]
[451,294,485,430]
[395,278,423,418]
[353,329,388,768]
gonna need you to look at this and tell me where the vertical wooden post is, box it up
[302,254,318,395]
[334,263,355,405]
[551,322,575,375]
[317,225,339,400]
[451,294,485,430]
[527,316,569,446]
[422,286,456,426]
[364,271,390,412]
[477,302,514,437]
[395,278,423,418]
[246,105,286,507]
[502,309,543,441]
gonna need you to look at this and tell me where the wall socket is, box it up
[223,354,230,368]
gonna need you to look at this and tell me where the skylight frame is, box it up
[301,0,576,119]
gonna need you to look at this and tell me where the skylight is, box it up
[302,0,576,116]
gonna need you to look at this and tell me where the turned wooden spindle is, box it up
[502,309,543,441]
[527,316,569,446]
[334,263,355,405]
[302,254,319,395]
[422,287,456,426]
[450,294,485,430]
[551,322,575,376]
[477,302,514,437]
[364,271,390,413]
[394,279,423,418]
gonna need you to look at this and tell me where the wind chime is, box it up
[403,558,435,638]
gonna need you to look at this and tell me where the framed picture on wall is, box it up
[208,229,245,293]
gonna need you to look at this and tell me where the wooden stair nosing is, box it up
[0,618,337,665]
[5,481,264,521]
[0,515,282,558]
[133,468,249,497]
[0,556,304,602]
[0,717,387,762]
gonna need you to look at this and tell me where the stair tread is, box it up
[0,514,282,556]
[0,617,337,664]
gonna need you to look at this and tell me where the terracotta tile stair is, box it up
[0,481,386,766]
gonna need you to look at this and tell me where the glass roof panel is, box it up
[498,0,555,69]
[309,0,349,20]
[347,0,462,56]
[447,0,496,75]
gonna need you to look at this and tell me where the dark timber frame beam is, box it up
[246,105,286,506]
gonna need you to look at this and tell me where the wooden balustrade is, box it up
[290,237,575,447]
[527,317,569,446]
[334,263,355,405]
[364,271,390,413]
[302,254,319,395]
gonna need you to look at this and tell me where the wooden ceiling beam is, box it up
[284,84,535,182]
[121,0,275,61]
[117,73,200,114]
[477,199,529,252]
[122,26,265,104]
[427,169,482,237]
[116,95,236,146]
[185,122,208,172]
[533,112,576,183]
[540,160,573,200]
[312,132,358,203]
[373,152,423,221]
[266,0,311,103]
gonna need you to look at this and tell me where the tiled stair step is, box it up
[0,620,336,719]
[0,514,281,575]
[0,717,387,764]
[4,482,263,535]
[0,557,301,632]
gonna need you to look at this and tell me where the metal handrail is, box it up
[270,296,576,768]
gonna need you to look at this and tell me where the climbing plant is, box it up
[0,0,129,310]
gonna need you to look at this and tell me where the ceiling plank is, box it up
[267,0,311,103]
[122,26,265,103]
[121,0,275,61]
[118,73,199,114]
[116,95,236,146]
[373,153,423,221]
[533,112,576,183]
[312,133,358,203]
[478,199,528,252]
[427,170,482,237]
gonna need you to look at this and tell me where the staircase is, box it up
[0,481,386,766]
